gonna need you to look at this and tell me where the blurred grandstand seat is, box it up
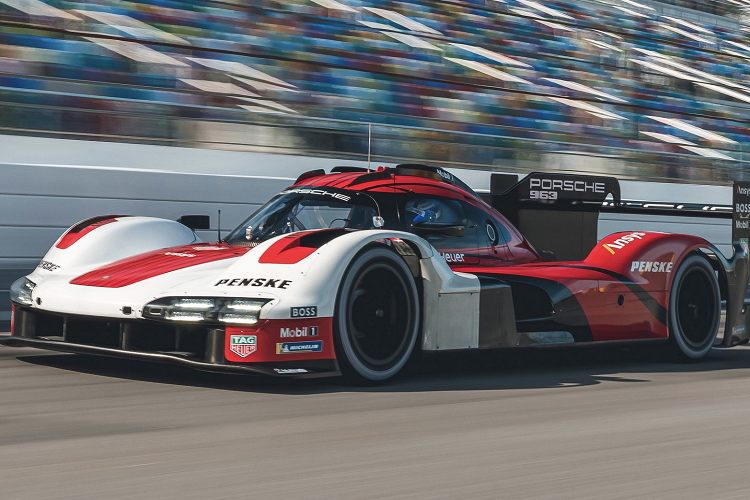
[0,0,749,180]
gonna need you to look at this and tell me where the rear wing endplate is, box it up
[724,182,750,346]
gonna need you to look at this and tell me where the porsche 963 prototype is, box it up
[4,164,749,382]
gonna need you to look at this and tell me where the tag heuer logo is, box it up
[229,335,257,358]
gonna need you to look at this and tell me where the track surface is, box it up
[3,341,750,500]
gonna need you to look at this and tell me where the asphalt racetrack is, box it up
[3,340,750,500]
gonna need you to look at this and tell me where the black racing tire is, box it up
[666,255,721,361]
[334,246,420,383]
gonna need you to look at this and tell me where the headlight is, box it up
[143,297,269,325]
[10,277,36,306]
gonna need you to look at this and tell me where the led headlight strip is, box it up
[9,277,36,306]
[144,297,269,324]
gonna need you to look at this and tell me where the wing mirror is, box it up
[177,215,210,230]
[412,222,465,238]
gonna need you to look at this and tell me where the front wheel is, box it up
[334,246,420,383]
[666,255,721,361]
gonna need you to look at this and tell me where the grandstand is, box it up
[0,0,748,183]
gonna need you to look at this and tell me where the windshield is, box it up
[225,190,379,246]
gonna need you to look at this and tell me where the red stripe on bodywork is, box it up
[259,229,348,264]
[259,233,317,264]
[56,217,120,249]
[70,244,249,288]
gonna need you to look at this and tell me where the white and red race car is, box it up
[3,165,749,382]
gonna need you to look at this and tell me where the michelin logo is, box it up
[276,341,323,354]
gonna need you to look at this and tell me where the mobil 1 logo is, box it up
[291,306,317,318]
[733,181,750,251]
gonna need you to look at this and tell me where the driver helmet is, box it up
[407,200,441,224]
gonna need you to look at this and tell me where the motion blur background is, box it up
[1,0,750,322]
[1,0,750,179]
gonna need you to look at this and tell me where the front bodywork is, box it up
[3,221,488,377]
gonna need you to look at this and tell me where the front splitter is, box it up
[0,335,340,379]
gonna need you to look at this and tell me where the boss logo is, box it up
[291,306,317,317]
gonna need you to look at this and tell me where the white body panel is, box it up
[23,220,482,351]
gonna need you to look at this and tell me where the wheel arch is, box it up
[331,243,422,382]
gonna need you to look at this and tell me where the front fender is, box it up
[210,229,483,350]
[36,216,199,281]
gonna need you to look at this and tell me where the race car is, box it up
[3,164,749,382]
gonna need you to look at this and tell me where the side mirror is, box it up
[539,250,557,262]
[177,215,210,231]
[412,222,465,238]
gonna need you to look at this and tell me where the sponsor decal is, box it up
[601,232,647,254]
[530,178,606,194]
[440,252,465,263]
[274,368,309,374]
[281,188,351,202]
[215,278,292,288]
[229,335,257,358]
[436,168,454,182]
[529,178,606,202]
[192,246,226,251]
[164,252,196,258]
[733,181,750,252]
[280,326,318,338]
[291,306,317,317]
[37,260,60,272]
[733,324,747,336]
[276,341,323,354]
[630,261,673,273]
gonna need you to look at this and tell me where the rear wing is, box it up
[483,172,731,261]
[482,172,621,261]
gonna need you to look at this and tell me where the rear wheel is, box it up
[666,255,720,361]
[334,247,420,383]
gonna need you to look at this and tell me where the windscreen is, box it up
[225,190,378,246]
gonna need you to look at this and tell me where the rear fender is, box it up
[587,231,713,292]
